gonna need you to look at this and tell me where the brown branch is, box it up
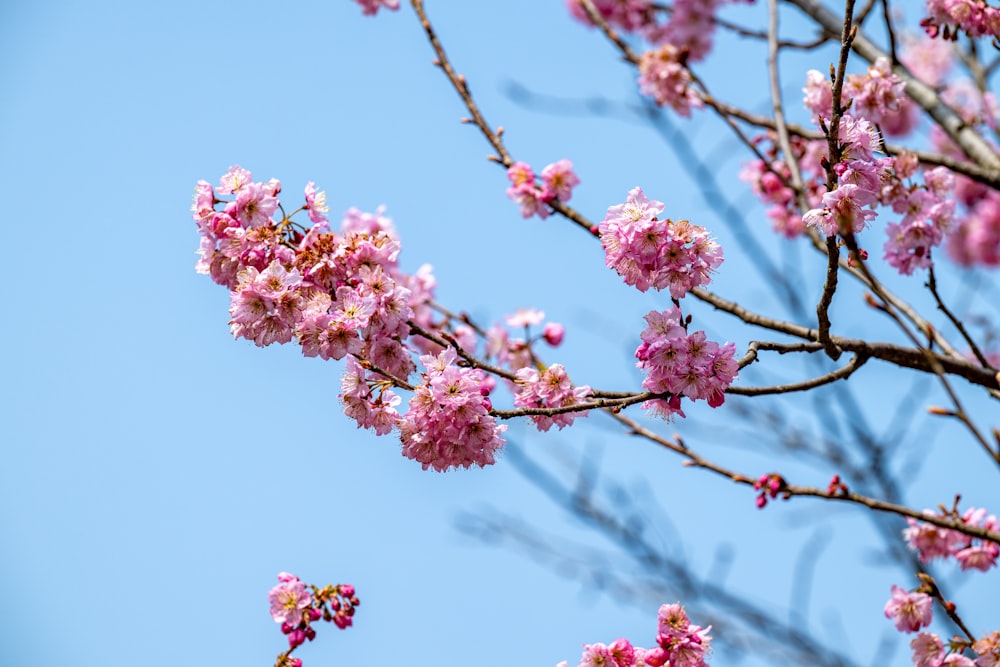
[766,0,808,206]
[729,352,868,396]
[691,286,1000,391]
[579,0,640,64]
[410,0,512,167]
[608,411,1000,544]
[811,0,858,360]
[816,237,843,359]
[919,573,978,644]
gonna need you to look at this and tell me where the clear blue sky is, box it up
[2,2,996,666]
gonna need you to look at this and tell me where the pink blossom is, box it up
[948,192,1000,266]
[600,187,722,297]
[543,322,566,347]
[304,181,329,224]
[901,34,955,87]
[578,642,614,667]
[803,69,833,118]
[883,585,933,633]
[398,348,506,471]
[911,633,946,667]
[974,631,1000,667]
[353,0,400,16]
[229,182,279,228]
[923,0,1000,40]
[638,44,701,116]
[268,574,312,626]
[505,308,546,328]
[514,364,593,431]
[653,0,724,62]
[218,165,252,194]
[955,543,999,572]
[565,0,656,33]
[608,638,636,666]
[844,57,906,125]
[541,159,580,202]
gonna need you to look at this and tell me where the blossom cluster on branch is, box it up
[189,1,1000,666]
[267,573,358,667]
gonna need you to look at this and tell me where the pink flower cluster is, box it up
[196,167,518,474]
[948,190,1000,266]
[267,573,358,667]
[600,187,723,297]
[482,310,566,380]
[883,166,956,275]
[353,0,399,16]
[566,0,752,63]
[514,364,593,431]
[193,168,430,374]
[635,308,738,419]
[739,139,823,238]
[637,44,701,116]
[651,0,729,62]
[398,348,507,472]
[506,160,580,219]
[901,34,955,88]
[915,631,1000,667]
[922,0,1000,40]
[803,57,911,131]
[802,115,883,236]
[564,603,712,667]
[565,0,656,33]
[903,506,999,571]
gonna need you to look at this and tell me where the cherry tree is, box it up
[189,1,1000,665]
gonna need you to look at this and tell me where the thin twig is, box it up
[608,411,1000,544]
[879,0,899,65]
[579,0,640,64]
[730,353,867,396]
[411,0,512,167]
[691,286,1000,392]
[926,266,993,369]
[766,0,808,206]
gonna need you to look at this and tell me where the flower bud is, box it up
[542,322,565,347]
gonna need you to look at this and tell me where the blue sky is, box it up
[2,1,997,666]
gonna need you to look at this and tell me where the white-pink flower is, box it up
[884,585,933,633]
[268,574,312,626]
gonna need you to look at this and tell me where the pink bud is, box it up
[542,322,565,347]
[644,647,669,667]
[288,659,302,667]
[755,494,768,509]
[339,584,355,597]
[288,629,307,648]
[308,608,322,621]
[281,623,293,634]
